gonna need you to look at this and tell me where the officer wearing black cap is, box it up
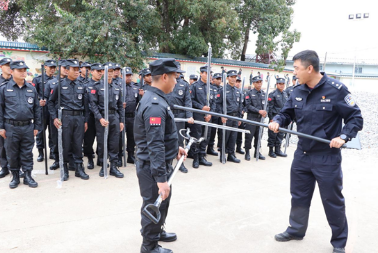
[244,75,267,160]
[267,77,289,158]
[32,59,57,162]
[77,62,91,83]
[0,58,12,178]
[235,76,246,155]
[190,65,215,168]
[113,63,122,86]
[48,59,89,181]
[166,62,194,173]
[134,58,186,253]
[269,50,363,253]
[89,63,124,178]
[0,60,41,189]
[82,63,104,169]
[116,67,139,166]
[141,68,152,91]
[216,69,242,163]
[285,75,298,97]
[189,74,198,86]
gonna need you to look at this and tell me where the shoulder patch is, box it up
[344,94,356,107]
[150,117,161,126]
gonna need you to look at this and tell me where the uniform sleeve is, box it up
[337,88,363,139]
[191,84,203,109]
[33,89,42,131]
[117,89,125,123]
[143,104,169,183]
[89,86,102,121]
[32,77,40,98]
[272,95,294,128]
[0,86,5,129]
[216,88,223,114]
[184,84,193,118]
[83,89,89,123]
[48,85,58,119]
[267,92,274,120]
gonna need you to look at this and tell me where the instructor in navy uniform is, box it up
[269,50,363,253]
[134,58,186,253]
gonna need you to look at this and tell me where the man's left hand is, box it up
[330,137,345,149]
[84,123,88,132]
[177,147,187,160]
[120,122,124,132]
[34,130,38,136]
[188,117,194,124]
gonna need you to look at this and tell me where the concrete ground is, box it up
[0,141,377,253]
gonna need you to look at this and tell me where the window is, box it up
[355,67,362,74]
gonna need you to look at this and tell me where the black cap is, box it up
[179,74,184,78]
[124,67,133,75]
[213,73,222,79]
[66,59,80,67]
[189,74,198,80]
[91,63,104,70]
[80,62,91,68]
[293,76,298,81]
[44,59,57,67]
[276,77,285,84]
[58,59,67,67]
[143,68,151,76]
[252,76,262,82]
[0,58,12,66]
[149,58,185,76]
[114,63,121,69]
[227,70,238,77]
[104,62,116,70]
[10,60,29,69]
[236,76,241,81]
[200,65,209,73]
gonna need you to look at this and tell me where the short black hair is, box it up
[293,50,320,72]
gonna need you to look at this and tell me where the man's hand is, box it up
[187,117,194,124]
[238,121,241,126]
[268,121,280,133]
[330,137,346,149]
[34,130,38,136]
[39,99,46,107]
[100,118,109,127]
[157,182,170,201]
[259,110,267,118]
[202,106,210,111]
[205,115,211,122]
[120,122,124,132]
[0,129,6,139]
[84,123,88,132]
[123,102,126,109]
[221,117,227,124]
[54,118,62,129]
[177,146,187,160]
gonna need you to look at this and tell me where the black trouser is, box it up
[268,129,284,147]
[218,117,238,154]
[83,113,96,157]
[0,136,7,168]
[118,115,135,158]
[173,112,186,148]
[190,113,211,155]
[244,115,262,150]
[36,107,53,150]
[286,149,347,248]
[236,122,246,147]
[208,116,219,148]
[137,159,173,242]
[62,113,85,164]
[4,123,34,171]
[96,114,120,164]
[216,117,223,149]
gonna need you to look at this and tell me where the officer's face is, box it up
[227,75,237,86]
[293,59,310,84]
[166,72,177,93]
[11,68,27,81]
[45,66,56,76]
[253,80,262,90]
[189,79,195,85]
[67,67,80,80]
[60,66,68,77]
[0,64,11,75]
[277,82,285,92]
[107,69,114,80]
[200,71,207,82]
[235,80,241,88]
[114,69,120,77]
[144,74,152,83]
[213,78,221,86]
[91,70,103,81]
[126,74,132,84]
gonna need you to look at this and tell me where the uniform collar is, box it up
[298,72,328,92]
[149,86,167,99]
[10,78,27,88]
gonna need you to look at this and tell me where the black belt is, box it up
[5,119,31,126]
[125,112,135,118]
[101,109,116,115]
[63,110,83,116]
[227,112,238,116]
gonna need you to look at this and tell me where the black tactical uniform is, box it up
[32,59,56,162]
[235,76,246,155]
[89,63,124,178]
[134,58,184,253]
[112,63,123,86]
[207,75,220,157]
[285,76,298,97]
[216,70,242,163]
[0,60,41,189]
[48,59,89,181]
[244,76,267,160]
[77,62,91,83]
[267,78,289,158]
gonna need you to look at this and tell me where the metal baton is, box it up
[122,67,127,167]
[103,65,109,178]
[174,118,250,134]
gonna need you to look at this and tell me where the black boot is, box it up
[9,170,20,189]
[116,155,123,167]
[75,163,89,180]
[63,163,69,181]
[49,151,56,160]
[275,146,287,157]
[109,163,124,178]
[268,147,277,158]
[19,169,25,178]
[141,242,173,253]
[227,153,240,163]
[179,163,188,173]
[253,149,265,160]
[87,156,94,169]
[99,167,104,177]
[23,171,38,188]
[245,149,251,161]
[159,230,177,242]
[68,161,75,171]
[0,167,9,178]
[192,154,199,169]
[97,158,101,166]
[127,153,135,164]
[206,146,218,156]
[37,149,44,162]
[236,145,245,155]
[50,161,60,170]
[199,155,212,166]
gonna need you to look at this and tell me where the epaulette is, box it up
[327,79,344,91]
[151,96,159,104]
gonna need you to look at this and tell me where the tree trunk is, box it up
[241,25,251,61]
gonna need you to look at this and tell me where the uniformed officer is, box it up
[235,76,246,155]
[117,67,138,166]
[0,58,12,178]
[244,76,267,160]
[89,63,124,178]
[190,65,215,168]
[189,74,198,86]
[134,58,186,253]
[0,60,41,189]
[48,59,89,181]
[269,50,363,253]
[166,62,194,173]
[32,59,57,162]
[138,68,153,97]
[113,63,123,86]
[83,63,104,169]
[267,77,289,158]
[77,62,91,83]
[207,72,222,156]
[285,75,298,97]
[216,70,242,163]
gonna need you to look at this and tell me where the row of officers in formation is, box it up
[0,57,298,189]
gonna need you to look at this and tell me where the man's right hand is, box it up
[259,110,267,118]
[0,129,6,139]
[157,182,170,201]
[202,106,210,111]
[54,118,62,129]
[268,121,280,133]
[100,118,109,127]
